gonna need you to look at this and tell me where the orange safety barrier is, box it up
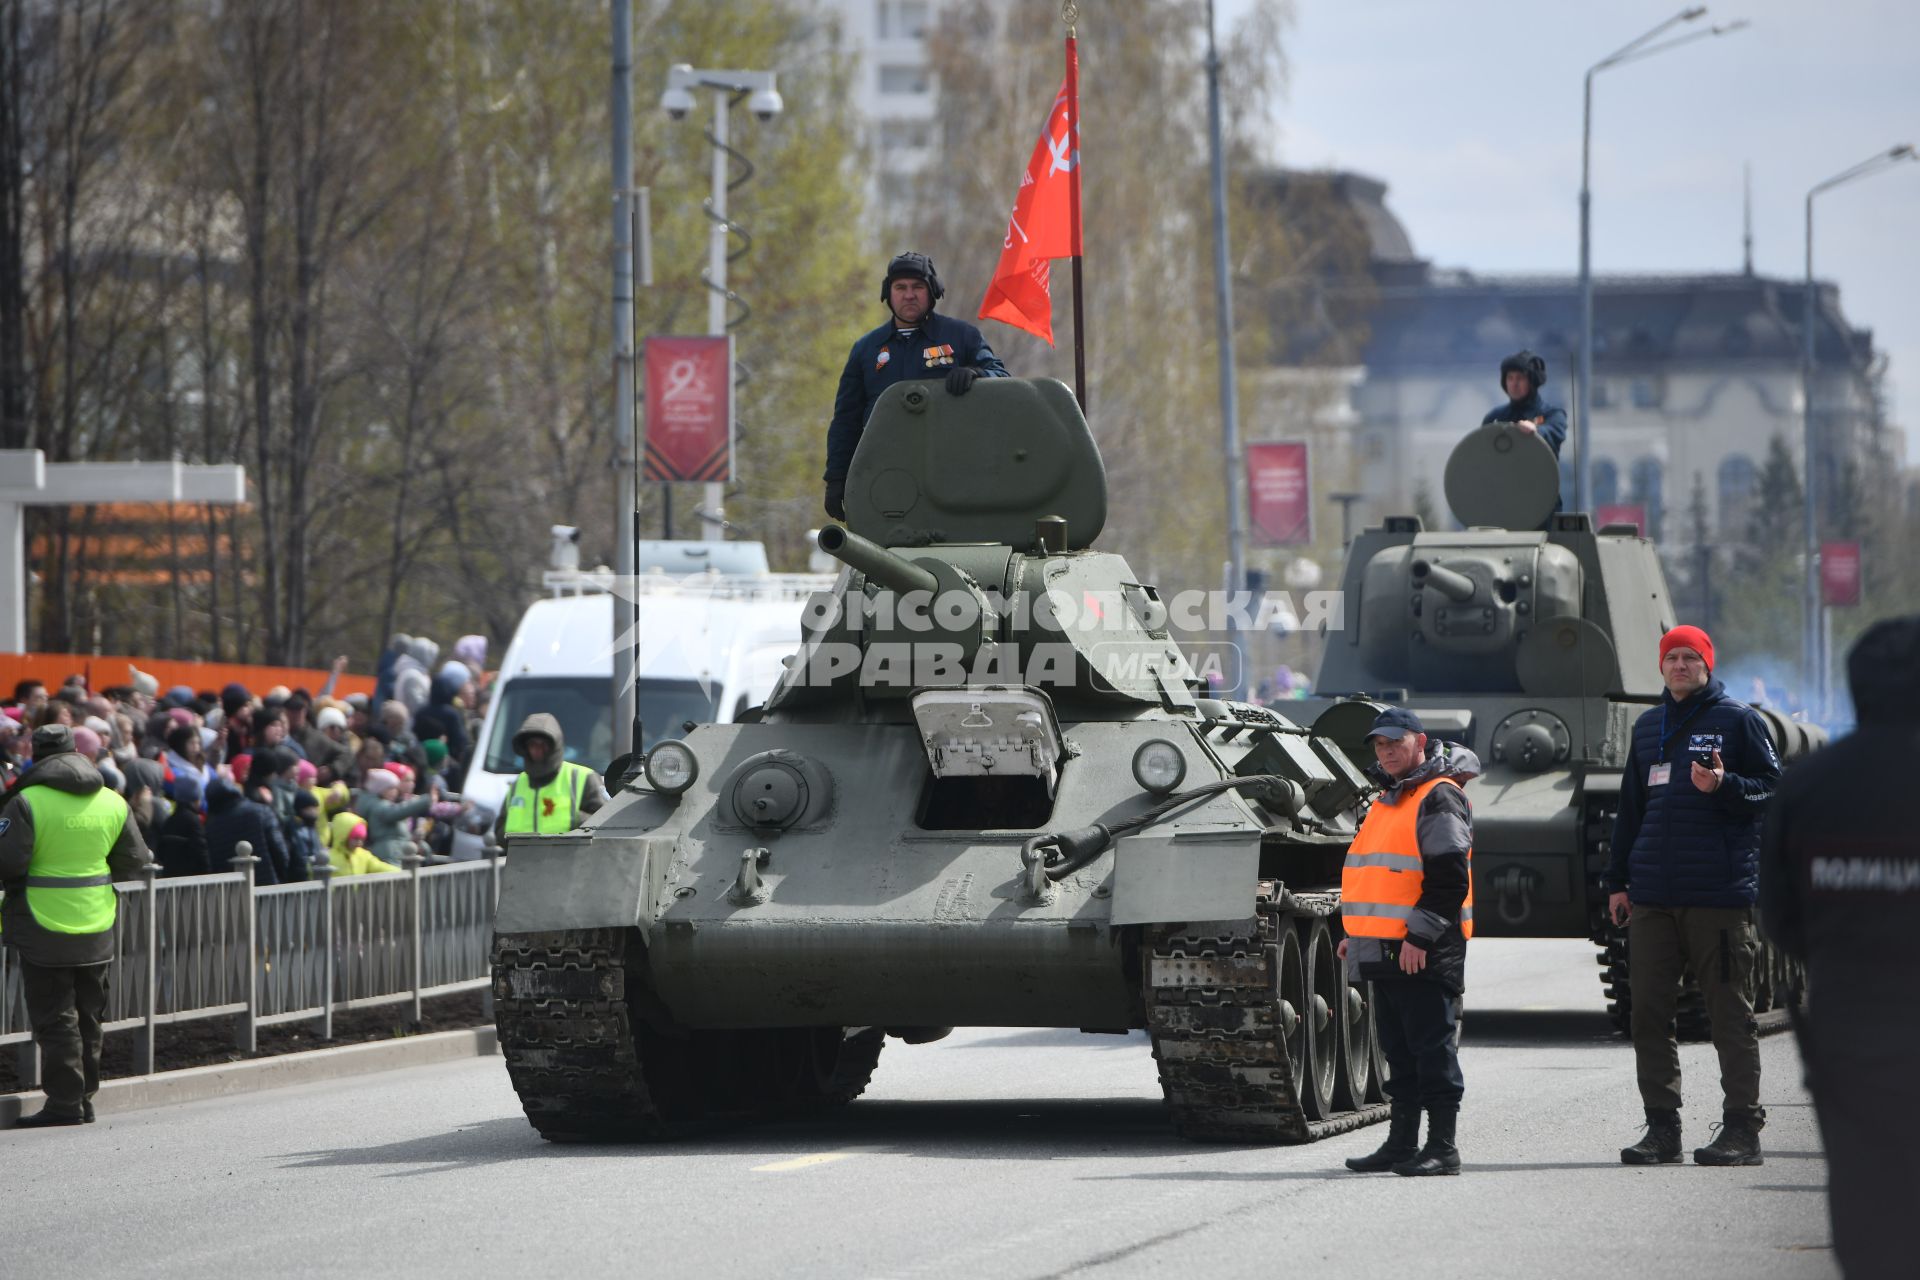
[0,653,375,702]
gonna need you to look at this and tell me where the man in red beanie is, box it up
[1606,623,1782,1167]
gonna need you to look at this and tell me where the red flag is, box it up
[979,41,1083,345]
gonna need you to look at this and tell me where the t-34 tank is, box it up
[1300,423,1821,1033]
[492,377,1390,1143]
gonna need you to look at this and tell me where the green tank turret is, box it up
[1300,423,1824,1035]
[491,378,1391,1144]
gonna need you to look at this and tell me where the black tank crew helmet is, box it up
[880,251,945,303]
[1500,349,1547,394]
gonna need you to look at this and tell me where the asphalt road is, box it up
[1,940,1834,1280]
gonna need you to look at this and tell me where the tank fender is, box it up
[493,833,667,934]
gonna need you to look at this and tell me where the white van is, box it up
[451,543,832,857]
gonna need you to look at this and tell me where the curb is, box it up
[1,1025,498,1127]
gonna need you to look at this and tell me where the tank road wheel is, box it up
[1300,919,1341,1120]
[1365,982,1389,1104]
[1331,963,1375,1112]
[1597,924,1633,1037]
[1275,922,1310,1108]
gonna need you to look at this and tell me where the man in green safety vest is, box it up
[0,724,150,1128]
[492,712,608,846]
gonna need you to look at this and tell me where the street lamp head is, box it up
[1711,19,1750,35]
[747,86,784,122]
[1892,144,1916,160]
[1680,6,1707,19]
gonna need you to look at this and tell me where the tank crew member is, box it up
[823,251,1009,520]
[493,712,608,845]
[0,725,152,1127]
[1607,624,1781,1167]
[1339,707,1479,1177]
[1761,615,1920,1278]
[1482,350,1567,455]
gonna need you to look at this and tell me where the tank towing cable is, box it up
[1018,773,1303,901]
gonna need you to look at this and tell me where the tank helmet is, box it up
[880,251,945,304]
[1499,349,1547,393]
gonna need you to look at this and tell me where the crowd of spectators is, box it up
[0,633,494,881]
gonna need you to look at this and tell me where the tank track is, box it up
[1144,883,1389,1143]
[492,927,883,1142]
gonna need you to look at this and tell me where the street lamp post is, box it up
[1801,144,1916,715]
[661,65,784,540]
[1577,9,1746,513]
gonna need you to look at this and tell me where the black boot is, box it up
[14,1105,87,1129]
[1694,1112,1764,1166]
[1620,1108,1682,1165]
[1393,1109,1460,1176]
[1345,1106,1420,1172]
[83,1100,95,1124]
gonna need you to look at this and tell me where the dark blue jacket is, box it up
[1607,678,1782,907]
[824,311,1008,481]
[1482,391,1568,455]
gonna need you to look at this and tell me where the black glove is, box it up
[946,365,981,396]
[824,477,846,521]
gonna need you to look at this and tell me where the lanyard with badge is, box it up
[1648,699,1705,788]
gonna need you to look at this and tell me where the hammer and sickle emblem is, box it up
[1046,124,1078,177]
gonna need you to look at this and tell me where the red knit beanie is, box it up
[1659,624,1714,672]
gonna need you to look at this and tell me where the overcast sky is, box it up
[1247,0,1920,460]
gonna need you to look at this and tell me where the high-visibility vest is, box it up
[1340,776,1474,941]
[502,761,593,836]
[20,785,127,935]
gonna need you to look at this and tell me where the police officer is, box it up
[1609,624,1782,1166]
[1339,707,1479,1177]
[0,724,151,1127]
[1483,349,1568,455]
[1761,615,1920,1279]
[823,251,1009,520]
[492,713,607,844]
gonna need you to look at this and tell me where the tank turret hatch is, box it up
[1443,423,1560,531]
[1514,615,1619,698]
[846,377,1107,549]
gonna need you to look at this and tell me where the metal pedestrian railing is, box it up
[1,844,504,1086]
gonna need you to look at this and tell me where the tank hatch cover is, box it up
[1309,698,1392,774]
[846,377,1107,549]
[1443,424,1560,532]
[1515,615,1619,698]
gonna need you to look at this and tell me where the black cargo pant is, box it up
[1627,904,1761,1122]
[1374,977,1464,1113]
[20,958,110,1115]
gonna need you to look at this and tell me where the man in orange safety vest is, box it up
[1338,707,1479,1177]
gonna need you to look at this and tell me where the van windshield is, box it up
[481,676,723,775]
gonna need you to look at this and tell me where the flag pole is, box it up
[1064,5,1086,413]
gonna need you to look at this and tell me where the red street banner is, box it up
[643,336,732,482]
[1594,504,1647,535]
[1821,539,1862,606]
[977,41,1083,345]
[1247,442,1312,546]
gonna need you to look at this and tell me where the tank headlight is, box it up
[645,740,699,795]
[1131,739,1187,796]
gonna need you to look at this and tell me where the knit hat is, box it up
[228,752,252,782]
[294,758,318,785]
[315,706,347,732]
[129,665,160,697]
[422,738,448,768]
[363,768,400,797]
[293,789,320,812]
[171,773,203,810]
[1659,624,1715,672]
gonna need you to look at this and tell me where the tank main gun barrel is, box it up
[817,524,940,596]
[1412,559,1477,603]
